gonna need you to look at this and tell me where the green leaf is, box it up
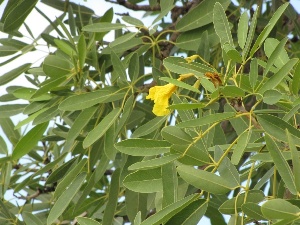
[0,63,31,85]
[15,108,48,129]
[249,58,258,89]
[171,144,210,166]
[261,199,300,220]
[128,154,180,171]
[241,203,265,220]
[0,104,26,118]
[77,34,86,70]
[152,5,174,25]
[82,22,125,32]
[122,16,144,26]
[64,106,97,152]
[292,62,300,95]
[128,52,139,81]
[47,172,87,225]
[264,134,297,195]
[111,50,127,82]
[242,8,258,59]
[43,55,73,78]
[54,39,77,56]
[197,30,210,62]
[109,32,137,48]
[162,162,178,207]
[3,0,38,32]
[161,126,193,145]
[221,86,245,97]
[231,130,251,165]
[123,168,163,193]
[176,0,230,32]
[160,77,200,93]
[219,190,264,214]
[213,2,234,47]
[263,89,282,105]
[264,37,289,75]
[257,114,300,145]
[215,146,240,187]
[222,44,242,63]
[83,108,120,148]
[54,158,87,198]
[22,212,43,225]
[102,169,120,225]
[177,165,235,194]
[140,194,198,225]
[286,130,300,193]
[0,46,18,56]
[238,12,249,49]
[132,116,167,138]
[163,57,215,77]
[12,122,48,160]
[168,103,206,110]
[115,139,170,156]
[59,87,126,111]
[166,200,208,225]
[76,217,102,225]
[250,3,289,57]
[176,25,219,51]
[177,112,236,128]
[258,58,298,94]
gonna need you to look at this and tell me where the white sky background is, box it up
[0,0,300,224]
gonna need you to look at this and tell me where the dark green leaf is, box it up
[3,0,38,32]
[176,0,230,32]
[83,108,121,148]
[0,63,31,85]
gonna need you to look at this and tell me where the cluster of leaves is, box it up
[0,0,300,224]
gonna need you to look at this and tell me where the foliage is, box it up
[0,0,300,224]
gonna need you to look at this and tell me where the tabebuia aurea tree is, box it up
[0,0,300,224]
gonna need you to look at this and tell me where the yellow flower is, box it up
[146,83,177,116]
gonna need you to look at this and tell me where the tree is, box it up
[0,0,300,224]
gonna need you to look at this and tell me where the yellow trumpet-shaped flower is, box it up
[146,83,177,116]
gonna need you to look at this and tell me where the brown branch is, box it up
[106,0,161,11]
[14,186,56,201]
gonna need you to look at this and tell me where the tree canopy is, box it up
[1,0,300,224]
